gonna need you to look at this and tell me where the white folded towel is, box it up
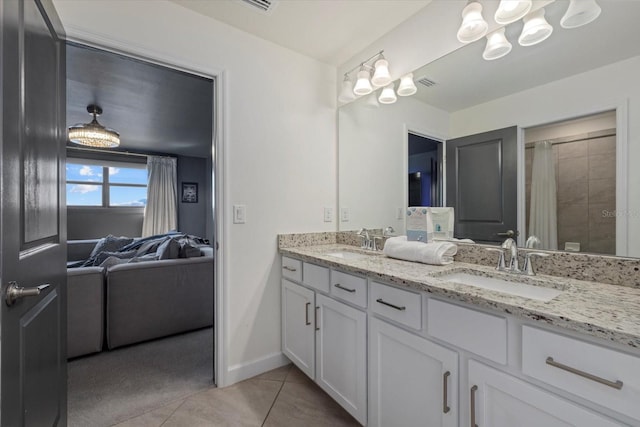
[383,236,457,265]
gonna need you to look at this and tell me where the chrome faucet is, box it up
[501,238,520,272]
[356,228,372,250]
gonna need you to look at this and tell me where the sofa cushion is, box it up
[94,249,137,266]
[90,235,135,258]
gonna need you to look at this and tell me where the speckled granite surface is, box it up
[278,239,640,351]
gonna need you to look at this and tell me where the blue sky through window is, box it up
[66,162,147,207]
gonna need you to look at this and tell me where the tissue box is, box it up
[407,207,455,242]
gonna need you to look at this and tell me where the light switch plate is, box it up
[340,207,350,222]
[396,207,404,220]
[324,207,333,222]
[233,205,246,224]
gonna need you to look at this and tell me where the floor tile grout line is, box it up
[159,398,189,427]
[261,378,287,427]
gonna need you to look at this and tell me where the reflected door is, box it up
[446,126,517,243]
[1,0,67,425]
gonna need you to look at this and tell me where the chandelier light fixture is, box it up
[457,1,489,43]
[68,104,120,148]
[561,0,602,29]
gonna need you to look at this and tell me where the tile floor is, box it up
[112,364,361,427]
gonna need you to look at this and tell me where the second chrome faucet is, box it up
[486,238,549,276]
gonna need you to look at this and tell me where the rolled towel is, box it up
[383,235,457,265]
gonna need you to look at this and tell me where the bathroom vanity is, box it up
[279,233,640,427]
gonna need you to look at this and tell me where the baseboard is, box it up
[225,351,290,386]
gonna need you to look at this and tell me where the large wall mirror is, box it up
[338,0,640,258]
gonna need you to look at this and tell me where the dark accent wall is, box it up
[177,155,208,238]
[68,207,144,239]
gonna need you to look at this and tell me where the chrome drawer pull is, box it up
[334,283,356,293]
[376,298,406,311]
[545,357,623,390]
[443,371,451,414]
[305,302,311,325]
[470,385,478,427]
[315,306,320,331]
[282,266,297,272]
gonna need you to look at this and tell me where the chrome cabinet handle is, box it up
[315,306,319,331]
[282,266,297,272]
[443,371,451,414]
[546,357,623,390]
[376,298,406,311]
[5,282,50,306]
[334,283,356,293]
[497,229,518,237]
[470,385,478,427]
[305,302,311,325]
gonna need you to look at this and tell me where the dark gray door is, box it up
[446,126,517,244]
[1,0,67,425]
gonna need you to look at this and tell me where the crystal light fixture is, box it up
[68,105,120,148]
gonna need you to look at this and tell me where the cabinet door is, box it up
[282,279,315,379]
[316,293,367,425]
[369,317,458,427]
[468,360,621,427]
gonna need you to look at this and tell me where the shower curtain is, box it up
[528,141,558,250]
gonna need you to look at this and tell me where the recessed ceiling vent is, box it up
[239,0,278,14]
[417,76,437,88]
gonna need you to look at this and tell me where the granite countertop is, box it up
[280,243,640,351]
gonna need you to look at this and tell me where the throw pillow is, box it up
[89,235,135,258]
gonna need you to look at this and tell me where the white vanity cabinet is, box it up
[467,360,622,427]
[281,259,367,425]
[369,316,458,427]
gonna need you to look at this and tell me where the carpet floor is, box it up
[68,327,214,427]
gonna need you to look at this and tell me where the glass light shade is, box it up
[483,28,513,60]
[561,0,601,29]
[518,8,553,46]
[68,106,120,148]
[338,76,356,103]
[457,1,488,43]
[494,0,532,24]
[353,69,373,96]
[397,73,417,96]
[378,83,397,104]
[371,59,391,87]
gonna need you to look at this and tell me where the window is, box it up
[66,159,147,207]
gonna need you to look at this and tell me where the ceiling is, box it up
[410,0,640,112]
[168,0,431,66]
[66,43,213,158]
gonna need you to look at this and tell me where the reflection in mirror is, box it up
[408,134,443,207]
[338,0,640,258]
[525,111,616,254]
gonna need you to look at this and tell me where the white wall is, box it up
[53,0,337,384]
[450,56,640,257]
[339,95,449,233]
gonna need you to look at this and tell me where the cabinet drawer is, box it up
[282,256,302,282]
[370,281,422,330]
[330,270,367,308]
[303,262,330,293]
[522,325,640,420]
[427,299,507,364]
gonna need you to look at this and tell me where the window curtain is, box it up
[142,156,177,237]
[528,141,558,250]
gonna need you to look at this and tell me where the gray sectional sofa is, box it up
[67,237,214,358]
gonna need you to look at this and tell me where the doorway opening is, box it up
[408,133,443,207]
[524,110,616,254]
[65,42,218,425]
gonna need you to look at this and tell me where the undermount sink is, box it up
[326,251,369,260]
[437,270,564,302]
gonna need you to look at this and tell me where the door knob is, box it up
[5,282,50,306]
[497,229,519,238]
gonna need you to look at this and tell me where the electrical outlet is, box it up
[396,207,404,220]
[341,207,350,222]
[324,207,333,222]
[233,205,246,224]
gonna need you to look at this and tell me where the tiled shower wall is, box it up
[525,130,616,255]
